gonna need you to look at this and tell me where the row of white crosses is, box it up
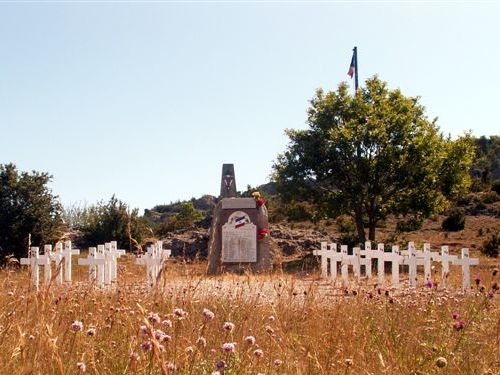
[135,241,171,287]
[20,241,80,290]
[78,241,126,288]
[313,241,479,291]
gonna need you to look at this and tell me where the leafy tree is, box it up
[157,201,203,234]
[0,163,63,260]
[75,196,151,251]
[273,77,475,243]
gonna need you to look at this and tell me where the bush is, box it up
[158,202,203,234]
[396,216,423,232]
[441,208,465,231]
[481,232,500,257]
[492,180,500,195]
[75,196,151,251]
[0,164,63,260]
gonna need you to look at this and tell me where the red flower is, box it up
[258,228,269,240]
[256,198,265,206]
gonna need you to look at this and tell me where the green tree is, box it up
[76,196,151,251]
[273,77,475,243]
[0,163,63,260]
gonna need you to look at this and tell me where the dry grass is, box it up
[1,256,499,375]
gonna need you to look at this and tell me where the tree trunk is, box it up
[354,209,366,244]
[368,220,376,241]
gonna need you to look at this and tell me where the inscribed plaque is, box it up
[221,211,257,263]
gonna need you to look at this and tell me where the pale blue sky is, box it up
[1,1,499,212]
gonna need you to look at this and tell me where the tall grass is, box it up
[0,256,498,374]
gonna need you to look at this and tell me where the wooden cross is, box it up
[453,248,479,292]
[78,247,106,287]
[62,240,80,282]
[358,241,373,278]
[432,246,457,288]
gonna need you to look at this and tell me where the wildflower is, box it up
[196,336,207,347]
[366,291,373,299]
[162,319,172,327]
[71,321,84,332]
[492,282,499,291]
[7,291,14,296]
[173,308,187,318]
[129,352,140,361]
[344,358,353,366]
[86,328,96,336]
[210,348,217,354]
[166,362,176,371]
[424,280,433,288]
[268,315,275,322]
[254,349,264,358]
[139,325,149,334]
[265,325,274,334]
[474,275,480,286]
[223,322,235,332]
[453,320,465,331]
[154,329,166,341]
[435,357,448,368]
[273,359,283,366]
[140,341,153,351]
[222,342,236,353]
[452,312,460,320]
[245,335,256,345]
[215,359,227,370]
[493,268,499,276]
[76,362,86,372]
[147,312,161,325]
[29,335,35,340]
[185,346,195,354]
[203,308,215,320]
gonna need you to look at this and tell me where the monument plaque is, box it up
[221,211,257,263]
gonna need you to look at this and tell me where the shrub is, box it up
[396,216,423,232]
[492,180,500,195]
[0,163,63,260]
[441,208,465,231]
[481,232,500,257]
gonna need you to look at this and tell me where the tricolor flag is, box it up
[235,215,247,228]
[347,51,355,78]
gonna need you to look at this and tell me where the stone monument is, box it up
[207,164,271,274]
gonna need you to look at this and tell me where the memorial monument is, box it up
[207,164,271,274]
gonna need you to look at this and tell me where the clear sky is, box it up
[1,1,499,212]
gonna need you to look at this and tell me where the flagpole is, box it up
[354,46,358,91]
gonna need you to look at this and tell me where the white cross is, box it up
[359,241,373,278]
[109,241,126,281]
[372,243,386,286]
[453,248,479,292]
[340,245,359,286]
[136,241,171,287]
[62,240,80,283]
[20,247,41,290]
[313,242,330,278]
[384,245,404,287]
[433,246,457,288]
[42,244,53,283]
[421,243,438,282]
[52,242,64,284]
[78,247,106,287]
[96,244,108,285]
[402,243,425,287]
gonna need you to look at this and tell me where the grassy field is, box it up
[0,255,499,375]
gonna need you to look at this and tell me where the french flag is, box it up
[235,216,246,228]
[347,52,355,78]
